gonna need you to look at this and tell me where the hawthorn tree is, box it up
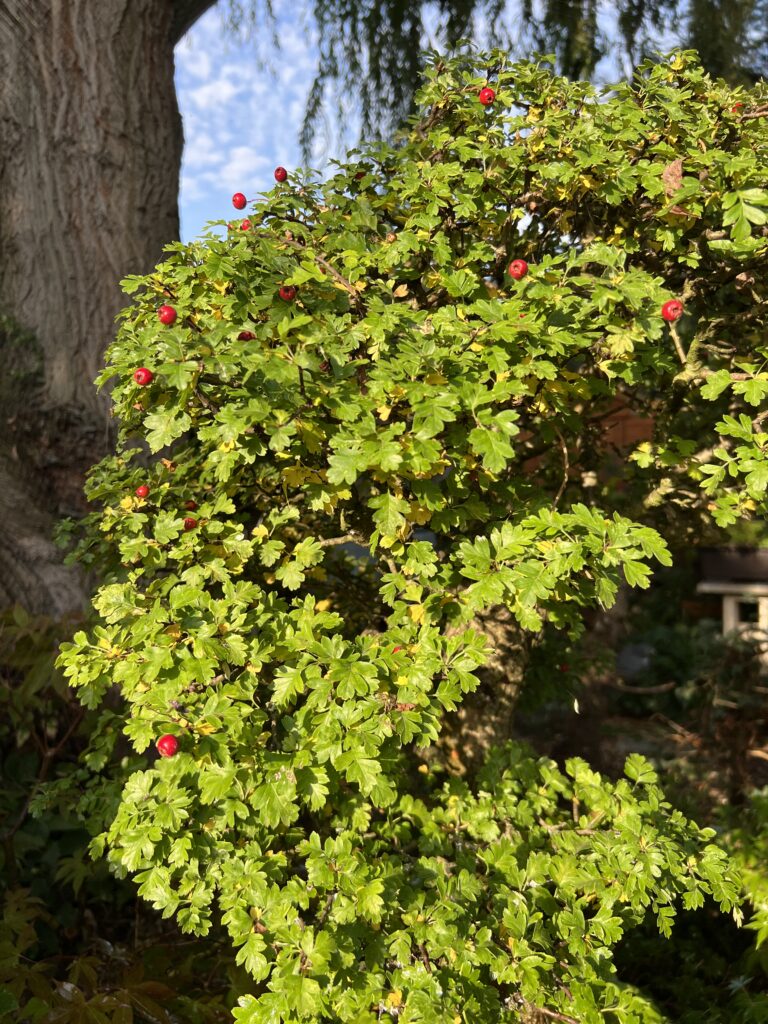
[53,49,768,1022]
[1,0,766,616]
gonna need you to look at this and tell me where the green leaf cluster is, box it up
[57,48,766,1021]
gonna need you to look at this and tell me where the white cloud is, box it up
[188,77,243,111]
[175,3,351,241]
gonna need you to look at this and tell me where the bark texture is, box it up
[0,0,210,615]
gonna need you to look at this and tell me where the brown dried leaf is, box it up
[662,157,683,196]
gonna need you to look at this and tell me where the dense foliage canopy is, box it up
[52,49,768,1022]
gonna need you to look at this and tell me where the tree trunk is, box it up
[0,0,214,616]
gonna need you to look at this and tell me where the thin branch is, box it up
[523,1002,578,1024]
[319,533,366,548]
[317,892,336,928]
[553,428,569,506]
[1,706,85,841]
[669,325,687,366]
[281,238,365,310]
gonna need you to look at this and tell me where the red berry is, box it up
[183,517,197,531]
[133,367,154,386]
[156,734,179,758]
[274,166,288,182]
[558,662,570,673]
[478,87,496,106]
[661,299,684,322]
[508,259,529,281]
[731,102,744,113]
[238,330,256,341]
[232,192,247,210]
[184,500,198,511]
[158,304,177,325]
[279,285,297,302]
[135,484,150,499]
[241,219,251,231]
[393,646,402,653]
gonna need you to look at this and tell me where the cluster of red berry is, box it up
[133,481,198,531]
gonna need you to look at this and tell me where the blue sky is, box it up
[175,6,338,242]
[174,4,678,242]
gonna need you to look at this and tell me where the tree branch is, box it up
[170,0,218,45]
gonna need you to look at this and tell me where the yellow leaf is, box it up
[196,721,218,736]
[315,599,332,612]
[211,281,228,294]
[393,284,409,298]
[299,422,326,453]
[386,991,403,1009]
[212,308,223,320]
[121,497,134,510]
[219,439,236,452]
[252,525,269,540]
[376,405,392,421]
[469,342,484,352]
[408,604,425,624]
[282,464,310,488]
[407,502,432,525]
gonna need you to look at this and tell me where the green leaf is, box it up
[368,492,409,539]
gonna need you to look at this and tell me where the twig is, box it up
[317,892,336,928]
[319,533,366,548]
[418,944,432,973]
[281,237,364,310]
[554,428,569,506]
[523,1002,578,1024]
[670,326,687,366]
[1,706,85,841]
[195,387,219,413]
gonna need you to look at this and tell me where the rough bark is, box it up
[0,0,205,616]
